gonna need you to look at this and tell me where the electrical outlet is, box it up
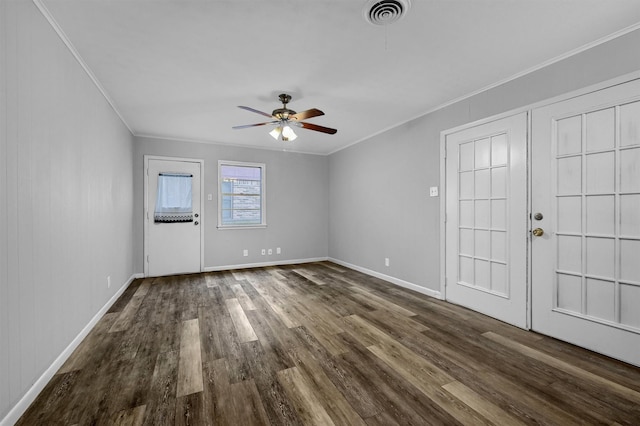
[208,193,213,201]
[268,249,273,255]
[385,258,390,267]
[261,249,266,255]
[430,186,439,197]
[107,275,111,288]
[243,249,248,257]
[276,247,281,254]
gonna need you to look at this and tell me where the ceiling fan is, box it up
[232,93,337,141]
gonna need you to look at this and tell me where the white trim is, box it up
[439,130,447,300]
[144,155,205,278]
[525,112,533,330]
[204,257,328,272]
[0,274,139,426]
[32,0,134,135]
[216,225,267,231]
[328,258,442,300]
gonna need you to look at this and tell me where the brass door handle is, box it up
[532,228,544,237]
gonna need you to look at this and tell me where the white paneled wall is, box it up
[0,1,135,422]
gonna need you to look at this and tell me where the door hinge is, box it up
[146,255,149,263]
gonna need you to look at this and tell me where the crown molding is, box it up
[329,21,640,156]
[135,132,328,156]
[32,0,134,135]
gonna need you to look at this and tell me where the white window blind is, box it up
[218,161,265,228]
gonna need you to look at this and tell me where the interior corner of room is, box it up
[2,0,640,424]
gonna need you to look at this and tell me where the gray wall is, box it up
[134,137,329,271]
[0,1,136,421]
[329,28,640,293]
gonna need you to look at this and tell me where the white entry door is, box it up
[531,79,640,366]
[445,112,528,328]
[145,157,203,277]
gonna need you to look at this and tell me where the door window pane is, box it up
[154,173,193,223]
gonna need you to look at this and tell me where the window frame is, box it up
[217,160,266,229]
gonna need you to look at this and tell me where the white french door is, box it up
[444,112,528,328]
[145,156,203,277]
[531,79,640,366]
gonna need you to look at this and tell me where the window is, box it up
[218,161,265,228]
[154,173,193,223]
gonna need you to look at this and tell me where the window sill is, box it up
[217,225,267,230]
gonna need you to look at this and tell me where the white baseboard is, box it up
[0,274,139,426]
[328,258,443,300]
[203,257,329,272]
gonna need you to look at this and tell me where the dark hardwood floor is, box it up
[17,262,640,425]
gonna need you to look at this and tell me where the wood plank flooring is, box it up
[16,262,640,425]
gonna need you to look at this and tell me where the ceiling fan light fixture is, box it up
[234,93,337,141]
[269,124,297,141]
[282,125,297,141]
[269,126,282,140]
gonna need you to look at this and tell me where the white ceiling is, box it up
[39,0,640,155]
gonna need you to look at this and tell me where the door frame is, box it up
[143,155,205,277]
[440,69,640,328]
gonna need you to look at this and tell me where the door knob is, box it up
[532,228,544,237]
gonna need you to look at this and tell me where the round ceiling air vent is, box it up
[363,0,411,26]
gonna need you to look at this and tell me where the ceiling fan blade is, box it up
[238,106,274,118]
[232,121,277,129]
[290,108,324,121]
[299,122,338,135]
